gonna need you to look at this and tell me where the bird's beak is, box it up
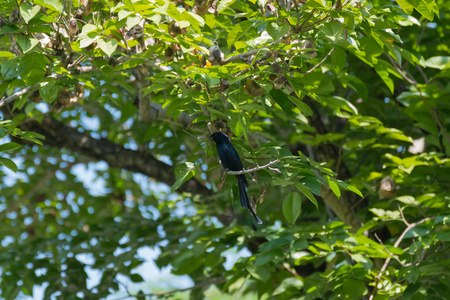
[207,135,214,141]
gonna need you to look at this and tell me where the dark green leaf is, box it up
[282,192,302,224]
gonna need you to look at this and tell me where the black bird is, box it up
[209,131,263,231]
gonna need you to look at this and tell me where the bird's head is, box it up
[208,131,230,144]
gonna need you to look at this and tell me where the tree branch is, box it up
[121,277,226,299]
[297,47,335,74]
[320,184,362,232]
[369,217,432,300]
[14,115,211,196]
[374,233,409,268]
[225,159,280,175]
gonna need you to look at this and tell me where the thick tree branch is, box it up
[16,115,211,196]
[320,184,361,232]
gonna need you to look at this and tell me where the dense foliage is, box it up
[1,0,449,299]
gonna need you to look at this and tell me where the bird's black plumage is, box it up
[209,132,263,231]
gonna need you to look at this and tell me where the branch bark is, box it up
[15,114,211,196]
[225,159,280,175]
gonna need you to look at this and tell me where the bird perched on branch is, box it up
[209,131,263,231]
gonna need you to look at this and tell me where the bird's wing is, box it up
[218,143,244,171]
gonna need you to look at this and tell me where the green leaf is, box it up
[325,96,358,115]
[266,22,289,41]
[21,53,47,86]
[80,32,100,48]
[97,39,118,57]
[39,78,59,103]
[171,162,195,192]
[296,183,318,208]
[246,265,271,282]
[0,156,18,172]
[289,96,313,116]
[403,282,422,299]
[33,0,63,12]
[306,0,327,8]
[21,131,45,145]
[0,142,22,153]
[412,0,439,21]
[227,21,253,48]
[217,0,238,13]
[331,45,346,71]
[347,184,363,198]
[375,64,394,94]
[396,0,414,14]
[171,251,203,275]
[20,3,41,23]
[282,192,302,224]
[424,56,450,70]
[299,176,321,196]
[15,35,39,53]
[1,57,27,80]
[273,277,303,295]
[118,8,133,20]
[322,21,344,42]
[292,239,309,250]
[270,89,293,116]
[81,24,99,35]
[259,235,293,252]
[126,15,141,30]
[129,273,144,283]
[396,195,418,205]
[325,175,341,198]
[0,51,15,58]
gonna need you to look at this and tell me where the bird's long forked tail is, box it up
[237,175,263,231]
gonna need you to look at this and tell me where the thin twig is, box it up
[67,54,86,68]
[283,263,300,277]
[268,166,282,173]
[385,54,417,85]
[298,9,317,30]
[300,13,330,32]
[415,63,429,84]
[298,47,335,74]
[225,159,280,175]
[374,233,409,267]
[398,203,410,227]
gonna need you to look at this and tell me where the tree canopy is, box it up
[1,0,449,299]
